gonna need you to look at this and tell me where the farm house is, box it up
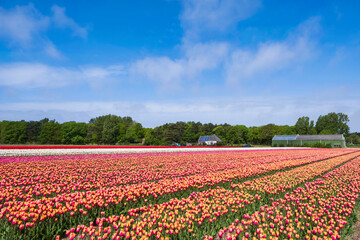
[198,134,222,145]
[272,134,346,148]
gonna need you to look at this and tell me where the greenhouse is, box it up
[272,134,346,148]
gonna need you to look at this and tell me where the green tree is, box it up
[89,115,135,144]
[182,123,193,143]
[124,125,140,143]
[26,119,49,143]
[102,116,121,144]
[123,122,145,144]
[117,123,127,143]
[0,122,2,143]
[163,122,186,144]
[202,123,216,135]
[259,124,281,145]
[0,121,28,144]
[144,127,163,145]
[71,135,86,145]
[279,125,297,135]
[212,126,226,140]
[309,127,317,135]
[86,123,98,144]
[182,122,203,143]
[226,125,249,144]
[89,115,108,143]
[248,127,261,145]
[316,112,350,134]
[134,123,145,142]
[346,133,360,145]
[295,116,316,135]
[122,116,134,128]
[61,122,88,144]
[38,121,62,144]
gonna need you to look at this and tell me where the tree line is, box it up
[0,115,144,145]
[0,112,356,146]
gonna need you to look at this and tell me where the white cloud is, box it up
[130,17,320,90]
[51,5,87,39]
[130,42,229,89]
[129,0,261,91]
[0,4,49,47]
[183,42,229,74]
[43,41,63,59]
[329,47,347,66]
[0,8,321,93]
[128,0,320,91]
[181,0,261,39]
[0,4,87,58]
[226,17,321,83]
[1,96,359,131]
[0,63,124,88]
[227,42,298,82]
[131,57,185,88]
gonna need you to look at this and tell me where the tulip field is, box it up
[1,148,360,239]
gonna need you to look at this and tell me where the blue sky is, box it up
[0,0,360,131]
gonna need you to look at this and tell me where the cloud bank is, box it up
[0,4,87,58]
[0,63,124,88]
[1,97,359,131]
[181,0,261,40]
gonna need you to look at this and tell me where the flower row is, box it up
[231,151,358,195]
[61,151,360,239]
[2,149,352,231]
[1,149,351,204]
[216,156,360,240]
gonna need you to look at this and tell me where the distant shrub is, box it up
[215,141,226,146]
[71,136,85,145]
[312,142,322,148]
[311,142,332,148]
